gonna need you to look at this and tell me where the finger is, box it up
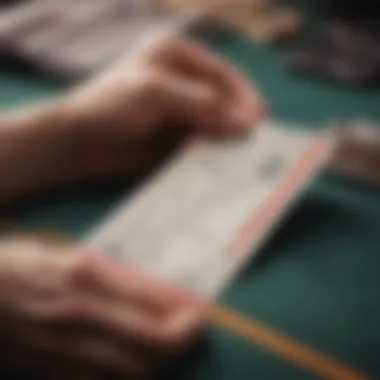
[66,254,205,347]
[155,70,217,121]
[81,296,205,351]
[161,38,267,130]
[62,338,148,377]
[42,358,101,380]
[65,255,205,349]
[1,341,98,380]
[75,250,201,313]
[70,248,196,308]
[28,328,149,378]
[155,72,234,136]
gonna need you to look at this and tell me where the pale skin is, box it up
[0,35,266,379]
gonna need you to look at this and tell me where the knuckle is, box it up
[158,325,192,350]
[65,251,96,286]
[27,292,86,325]
[48,254,95,322]
[139,70,164,98]
[58,295,87,322]
[158,308,204,350]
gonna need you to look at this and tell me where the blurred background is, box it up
[1,0,380,123]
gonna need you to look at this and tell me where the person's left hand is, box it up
[61,34,267,178]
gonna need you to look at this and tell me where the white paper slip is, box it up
[84,121,335,298]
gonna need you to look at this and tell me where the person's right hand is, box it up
[0,239,204,379]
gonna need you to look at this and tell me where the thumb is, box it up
[161,75,253,136]
[160,74,220,133]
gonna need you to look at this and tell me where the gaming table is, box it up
[2,33,380,380]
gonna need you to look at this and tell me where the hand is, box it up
[0,239,204,379]
[0,35,266,202]
[63,35,266,178]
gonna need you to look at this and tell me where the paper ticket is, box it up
[84,121,335,298]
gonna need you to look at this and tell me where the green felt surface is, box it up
[2,28,380,380]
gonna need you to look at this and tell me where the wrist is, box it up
[0,99,83,202]
[62,88,140,179]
